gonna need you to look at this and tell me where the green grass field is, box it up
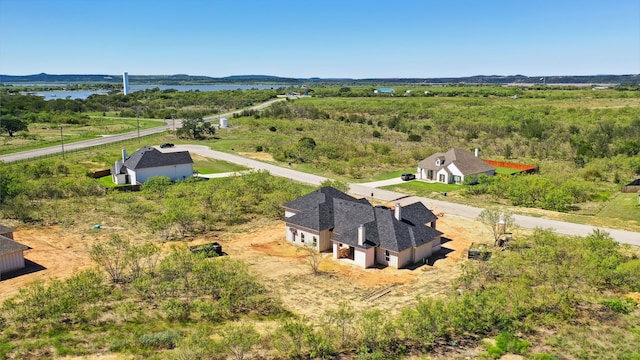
[0,118,166,155]
[594,191,640,228]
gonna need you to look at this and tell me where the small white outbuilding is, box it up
[0,225,29,278]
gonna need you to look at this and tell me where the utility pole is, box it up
[60,127,65,159]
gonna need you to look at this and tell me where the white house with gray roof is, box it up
[112,146,193,185]
[418,148,495,184]
[284,187,442,269]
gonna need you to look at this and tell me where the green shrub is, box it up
[601,298,638,314]
[162,299,191,321]
[533,354,559,360]
[485,332,530,358]
[139,330,180,349]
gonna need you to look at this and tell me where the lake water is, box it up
[25,84,293,100]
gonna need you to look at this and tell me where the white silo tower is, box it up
[220,117,229,128]
[123,72,130,95]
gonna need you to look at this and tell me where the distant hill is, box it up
[1,73,638,85]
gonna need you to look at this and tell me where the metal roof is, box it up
[0,235,29,256]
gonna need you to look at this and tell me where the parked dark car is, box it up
[160,143,174,148]
[401,173,416,181]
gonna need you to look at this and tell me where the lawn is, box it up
[365,169,417,182]
[494,166,522,175]
[192,157,248,174]
[593,191,640,229]
[381,180,463,196]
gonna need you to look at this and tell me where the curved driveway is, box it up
[179,144,640,247]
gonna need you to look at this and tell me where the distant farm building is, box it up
[374,87,395,94]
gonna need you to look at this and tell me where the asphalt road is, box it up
[178,145,640,247]
[0,98,285,163]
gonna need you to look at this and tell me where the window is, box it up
[301,233,305,243]
[385,250,390,262]
[453,175,462,184]
[439,174,446,183]
[312,236,317,246]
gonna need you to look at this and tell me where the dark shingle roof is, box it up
[0,235,29,256]
[284,187,370,231]
[401,202,438,225]
[286,187,442,252]
[284,187,364,212]
[418,148,494,175]
[123,146,193,170]
[333,206,442,252]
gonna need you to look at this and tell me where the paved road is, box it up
[179,145,640,247]
[0,98,285,163]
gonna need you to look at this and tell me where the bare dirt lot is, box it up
[1,213,500,320]
[214,216,494,320]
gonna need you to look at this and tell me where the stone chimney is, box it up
[122,148,127,162]
[358,224,365,246]
[394,203,401,221]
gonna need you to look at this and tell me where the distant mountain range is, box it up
[1,73,638,85]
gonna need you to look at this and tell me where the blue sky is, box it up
[1,0,638,78]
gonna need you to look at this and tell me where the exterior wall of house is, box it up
[113,173,128,185]
[414,241,434,262]
[0,232,13,240]
[354,247,375,268]
[130,164,193,184]
[418,167,436,181]
[431,236,442,252]
[376,248,401,268]
[446,164,465,184]
[318,229,332,252]
[396,248,415,268]
[285,225,321,250]
[436,168,450,184]
[0,251,25,274]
